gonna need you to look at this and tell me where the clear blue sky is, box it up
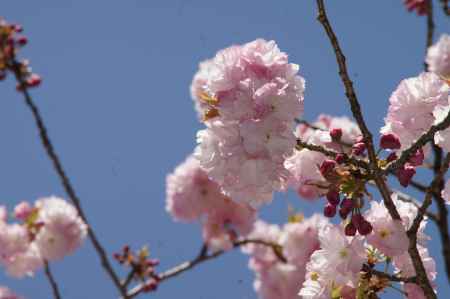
[1,1,449,298]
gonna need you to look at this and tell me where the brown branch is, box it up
[10,61,128,298]
[368,267,417,284]
[315,0,400,221]
[126,239,286,298]
[296,138,368,169]
[44,260,62,299]
[405,154,450,298]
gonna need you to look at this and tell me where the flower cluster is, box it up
[166,155,256,250]
[0,18,41,88]
[193,39,305,207]
[284,115,362,200]
[0,196,87,278]
[242,215,328,299]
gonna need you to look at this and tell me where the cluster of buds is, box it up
[379,133,424,187]
[0,18,41,89]
[317,129,373,236]
[113,245,160,292]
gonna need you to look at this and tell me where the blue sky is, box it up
[1,1,449,298]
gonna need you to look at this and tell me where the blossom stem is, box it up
[44,260,62,299]
[10,59,129,298]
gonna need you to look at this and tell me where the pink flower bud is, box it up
[396,164,416,187]
[323,204,337,218]
[319,159,336,176]
[13,201,32,221]
[352,142,366,156]
[335,153,345,164]
[329,128,342,141]
[357,220,373,235]
[26,74,41,87]
[408,148,424,166]
[386,152,398,162]
[345,222,357,236]
[380,133,401,150]
[326,189,340,205]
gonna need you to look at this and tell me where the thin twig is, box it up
[424,0,435,70]
[368,267,417,283]
[44,260,62,299]
[315,0,400,220]
[296,138,368,169]
[126,239,286,298]
[10,61,128,298]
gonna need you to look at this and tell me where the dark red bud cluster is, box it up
[345,213,372,236]
[329,128,342,141]
[319,159,336,177]
[352,140,366,156]
[396,164,416,187]
[380,133,401,150]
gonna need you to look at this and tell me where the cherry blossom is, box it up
[193,39,305,207]
[0,286,23,299]
[426,34,450,80]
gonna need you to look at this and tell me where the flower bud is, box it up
[323,204,337,218]
[351,213,364,228]
[335,153,345,164]
[319,159,336,177]
[16,36,28,46]
[326,189,340,205]
[358,220,373,235]
[396,164,416,187]
[13,201,32,221]
[380,133,401,150]
[352,142,366,156]
[329,128,342,141]
[339,206,351,219]
[345,222,357,236]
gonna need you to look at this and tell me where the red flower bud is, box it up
[319,159,336,177]
[16,36,28,46]
[358,220,373,235]
[335,153,345,164]
[323,204,337,218]
[352,142,366,156]
[345,222,357,236]
[340,197,353,210]
[380,133,401,150]
[329,128,342,141]
[326,189,340,205]
[339,206,351,219]
[396,164,416,187]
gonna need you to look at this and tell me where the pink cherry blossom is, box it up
[166,155,222,221]
[433,100,450,152]
[193,39,305,207]
[13,201,32,221]
[280,215,328,266]
[381,72,449,150]
[5,244,42,278]
[426,34,450,80]
[0,286,23,299]
[34,196,87,261]
[254,263,306,299]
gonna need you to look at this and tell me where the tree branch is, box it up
[44,260,62,299]
[424,0,435,70]
[10,60,128,298]
[439,0,450,15]
[296,138,368,169]
[315,0,400,221]
[126,239,286,298]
